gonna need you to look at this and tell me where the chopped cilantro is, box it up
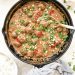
[68,62,71,66]
[63,35,68,41]
[31,5,35,11]
[56,45,60,48]
[32,35,37,38]
[28,11,33,17]
[30,46,35,51]
[42,37,48,41]
[59,32,68,41]
[74,10,75,14]
[43,49,47,53]
[73,65,75,71]
[46,28,54,33]
[10,22,15,25]
[59,32,63,39]
[46,5,52,10]
[63,0,67,3]
[22,44,29,51]
[50,34,54,41]
[24,8,30,14]
[67,5,71,10]
[28,41,36,46]
[19,19,25,25]
[15,29,22,35]
[60,20,68,25]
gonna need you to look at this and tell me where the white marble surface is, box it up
[0,0,75,75]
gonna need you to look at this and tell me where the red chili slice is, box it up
[33,10,42,21]
[16,37,20,42]
[33,49,38,55]
[51,42,58,48]
[51,34,62,48]
[34,31,43,37]
[49,9,55,15]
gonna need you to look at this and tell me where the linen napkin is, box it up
[26,60,73,75]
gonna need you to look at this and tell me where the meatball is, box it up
[17,34,26,43]
[13,41,21,47]
[38,4,45,10]
[27,51,33,57]
[34,30,43,37]
[25,26,32,33]
[12,31,17,38]
[56,26,63,32]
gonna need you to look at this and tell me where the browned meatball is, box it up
[17,34,26,43]
[38,4,45,10]
[13,41,21,47]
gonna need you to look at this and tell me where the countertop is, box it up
[0,0,75,75]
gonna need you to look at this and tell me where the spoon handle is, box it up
[50,15,75,30]
[60,24,75,30]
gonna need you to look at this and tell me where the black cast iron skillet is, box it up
[2,0,74,67]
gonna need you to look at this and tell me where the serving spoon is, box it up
[50,15,75,30]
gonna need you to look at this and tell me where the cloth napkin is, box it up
[26,60,73,75]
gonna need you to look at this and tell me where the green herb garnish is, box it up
[42,37,48,41]
[22,44,29,51]
[68,62,72,66]
[63,35,68,41]
[74,10,75,14]
[59,32,68,41]
[19,19,25,25]
[56,45,60,48]
[15,29,22,35]
[46,5,52,10]
[67,5,71,10]
[50,34,54,41]
[32,35,37,38]
[46,28,54,33]
[28,41,36,46]
[31,5,35,11]
[73,65,75,71]
[10,22,15,25]
[60,20,68,25]
[43,49,47,53]
[63,0,67,3]
[59,32,63,39]
[24,8,30,14]
[38,24,44,31]
[30,46,35,51]
[28,11,33,17]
